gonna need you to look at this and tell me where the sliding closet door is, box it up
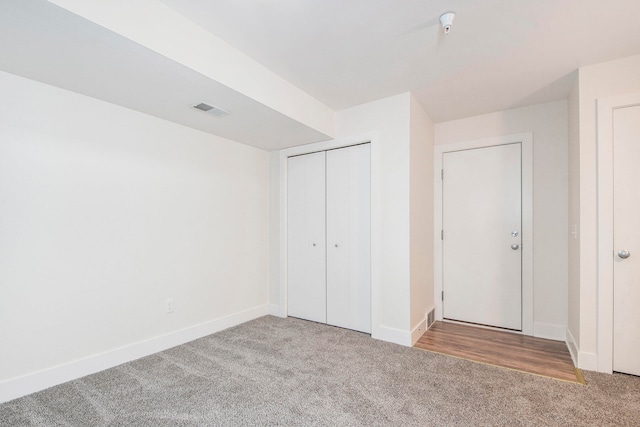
[326,144,371,333]
[287,152,326,323]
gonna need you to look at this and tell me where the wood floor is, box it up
[415,321,583,383]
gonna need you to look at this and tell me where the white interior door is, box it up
[442,143,522,330]
[326,144,371,333]
[287,152,326,323]
[613,105,640,376]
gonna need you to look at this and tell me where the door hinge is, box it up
[441,230,444,240]
[441,169,444,180]
[441,291,444,301]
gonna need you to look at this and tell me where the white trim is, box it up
[579,351,598,372]
[596,92,640,374]
[0,304,268,404]
[278,132,382,340]
[411,317,428,345]
[375,325,411,346]
[268,304,285,317]
[566,328,579,366]
[533,322,566,341]
[434,133,534,336]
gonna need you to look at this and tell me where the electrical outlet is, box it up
[165,299,174,314]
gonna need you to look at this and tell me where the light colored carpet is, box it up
[1,315,639,426]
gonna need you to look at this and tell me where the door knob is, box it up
[312,243,316,247]
[511,244,519,250]
[334,244,339,248]
[618,250,631,259]
[511,231,519,237]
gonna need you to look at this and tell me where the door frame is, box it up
[434,133,533,336]
[596,92,640,373]
[277,132,381,339]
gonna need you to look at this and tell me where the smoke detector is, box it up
[439,12,455,35]
[192,102,230,117]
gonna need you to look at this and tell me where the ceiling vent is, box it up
[192,102,230,117]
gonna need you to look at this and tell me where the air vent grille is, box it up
[193,102,213,112]
[427,308,435,328]
[192,102,230,117]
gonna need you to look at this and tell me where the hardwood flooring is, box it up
[415,321,583,383]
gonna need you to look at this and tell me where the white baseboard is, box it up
[411,318,427,345]
[565,328,598,371]
[373,325,411,347]
[377,307,437,347]
[578,351,598,371]
[566,328,578,366]
[533,322,566,341]
[0,304,268,404]
[268,304,285,317]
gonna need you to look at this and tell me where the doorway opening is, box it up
[415,321,584,383]
[597,93,640,375]
[434,133,533,336]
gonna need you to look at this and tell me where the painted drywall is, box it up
[335,93,411,336]
[0,72,269,386]
[573,54,640,369]
[567,73,580,355]
[48,0,335,138]
[268,151,283,315]
[409,95,435,339]
[268,92,419,344]
[435,100,569,340]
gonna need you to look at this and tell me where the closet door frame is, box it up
[596,92,640,374]
[278,133,381,338]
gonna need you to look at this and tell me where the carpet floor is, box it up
[1,316,639,426]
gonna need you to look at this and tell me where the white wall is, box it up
[435,100,569,340]
[335,93,411,339]
[573,54,640,369]
[268,151,283,315]
[409,95,434,341]
[0,71,269,400]
[567,73,580,359]
[269,93,422,345]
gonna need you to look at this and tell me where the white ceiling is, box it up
[158,0,640,122]
[2,0,640,151]
[0,0,330,151]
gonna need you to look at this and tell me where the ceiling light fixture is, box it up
[439,12,455,35]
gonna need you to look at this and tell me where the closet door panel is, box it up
[287,152,326,323]
[326,144,371,333]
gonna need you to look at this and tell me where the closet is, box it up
[287,143,371,333]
